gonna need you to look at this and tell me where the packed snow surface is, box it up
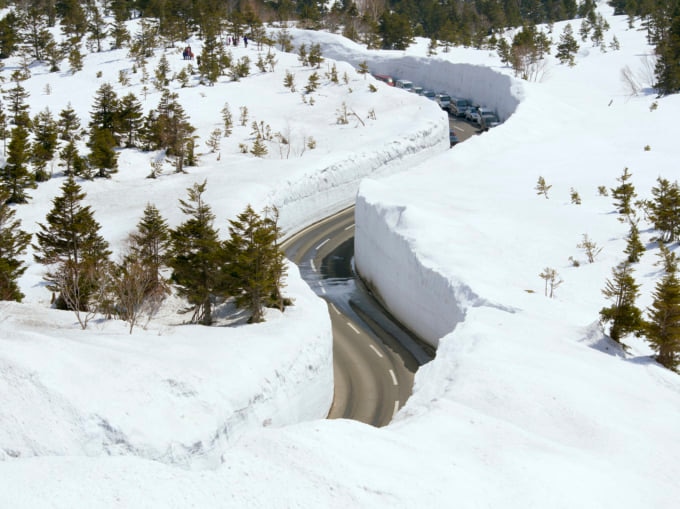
[2,3,680,508]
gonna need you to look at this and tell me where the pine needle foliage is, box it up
[624,220,645,263]
[645,244,680,371]
[535,176,551,198]
[33,174,112,326]
[600,261,644,345]
[611,167,637,219]
[2,123,35,203]
[0,187,31,301]
[129,203,171,296]
[646,177,680,242]
[168,180,222,325]
[223,205,287,323]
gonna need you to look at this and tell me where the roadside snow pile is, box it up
[0,264,332,469]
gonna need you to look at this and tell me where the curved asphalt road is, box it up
[283,115,475,427]
[283,208,433,427]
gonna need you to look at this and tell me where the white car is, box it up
[395,79,414,91]
[468,107,500,129]
[434,93,451,110]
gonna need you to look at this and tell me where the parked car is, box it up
[373,74,394,86]
[465,105,481,122]
[449,98,473,117]
[410,85,424,95]
[479,111,500,130]
[435,93,451,110]
[395,79,414,91]
[468,107,500,129]
[449,130,460,147]
[421,90,436,100]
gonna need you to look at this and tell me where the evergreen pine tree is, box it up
[206,128,221,153]
[250,136,268,157]
[611,167,636,218]
[653,12,680,95]
[59,138,82,176]
[305,72,320,93]
[283,70,296,92]
[33,173,112,326]
[0,11,19,58]
[4,77,31,128]
[600,260,643,345]
[89,82,120,142]
[153,53,171,90]
[497,37,511,65]
[223,205,287,323]
[647,177,680,242]
[645,244,680,371]
[168,180,223,325]
[221,103,233,137]
[145,90,195,172]
[199,28,222,85]
[110,17,130,49]
[556,23,579,66]
[0,187,31,301]
[113,204,171,333]
[19,7,54,60]
[129,203,171,295]
[624,220,645,263]
[68,45,84,74]
[0,101,7,156]
[117,92,144,147]
[2,124,35,203]
[87,127,118,178]
[86,3,107,52]
[307,43,324,68]
[57,0,87,40]
[31,108,58,182]
[357,60,369,77]
[379,11,414,50]
[57,104,82,141]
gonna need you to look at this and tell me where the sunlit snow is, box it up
[1,2,679,508]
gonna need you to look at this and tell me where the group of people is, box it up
[182,35,248,60]
[228,35,248,47]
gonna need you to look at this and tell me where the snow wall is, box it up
[351,62,522,348]
[273,29,521,236]
[285,28,521,122]
[274,119,448,235]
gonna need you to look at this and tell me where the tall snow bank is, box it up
[286,28,522,121]
[273,110,448,235]
[355,187,489,346]
[0,265,332,469]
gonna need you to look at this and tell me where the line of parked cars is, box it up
[371,73,501,131]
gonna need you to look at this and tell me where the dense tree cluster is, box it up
[608,0,680,95]
[598,169,680,371]
[169,181,287,325]
[2,175,289,330]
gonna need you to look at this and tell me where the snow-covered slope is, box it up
[0,264,332,469]
[0,16,445,471]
